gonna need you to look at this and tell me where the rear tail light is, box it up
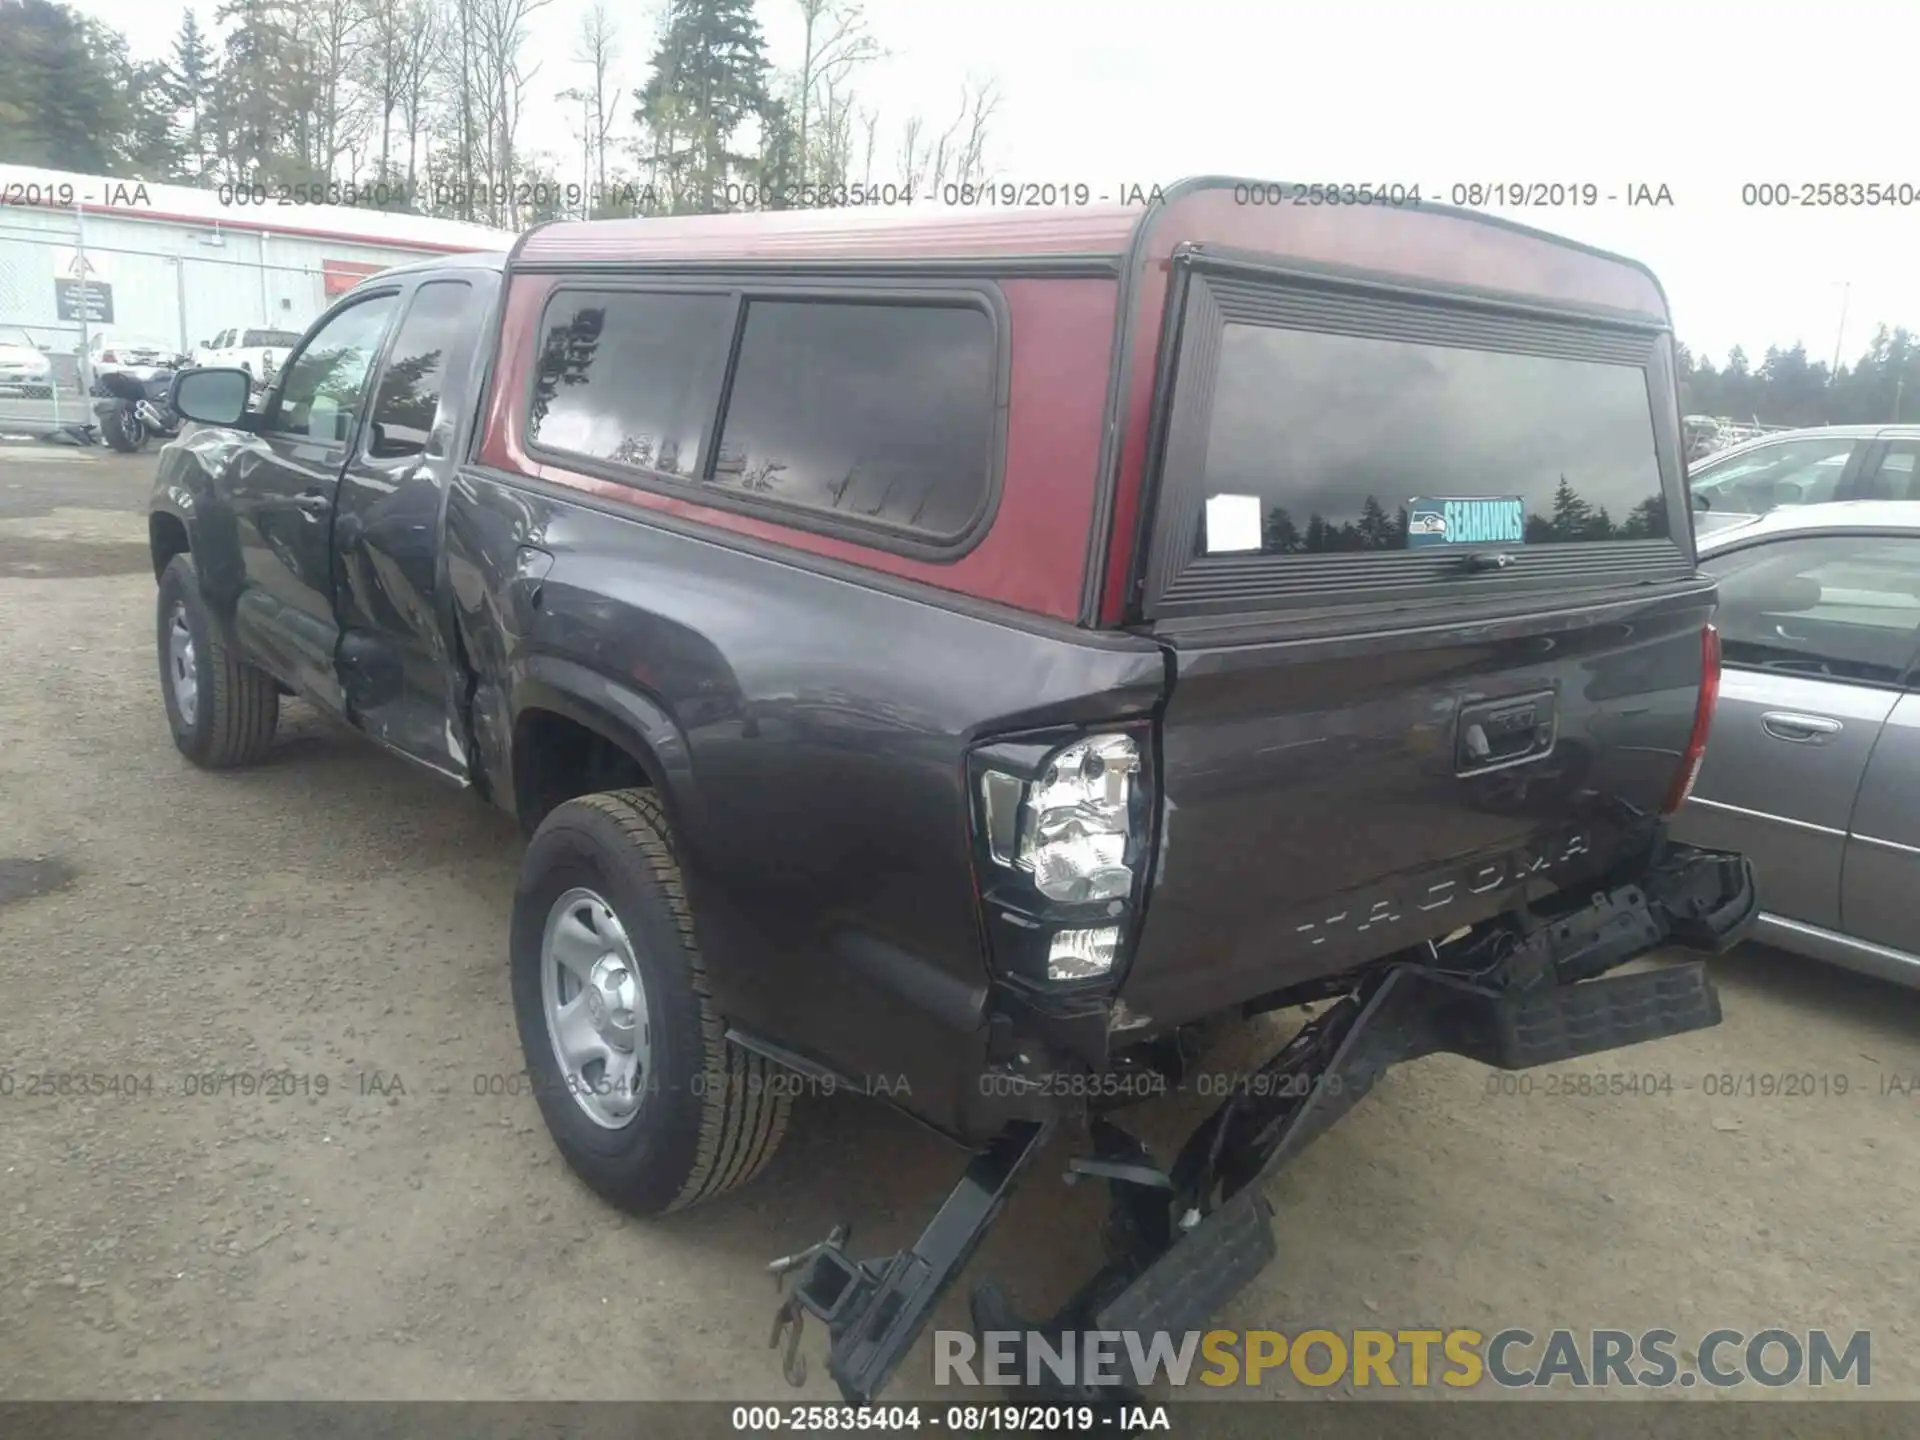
[1663,624,1720,814]
[968,726,1153,988]
[101,350,119,364]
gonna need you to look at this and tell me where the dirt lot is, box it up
[1,442,1917,1410]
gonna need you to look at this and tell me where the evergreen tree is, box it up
[754,93,801,207]
[1619,496,1669,539]
[1263,506,1299,553]
[1548,475,1595,541]
[634,0,768,213]
[211,0,304,185]
[0,0,132,171]
[1356,494,1394,550]
[170,8,215,180]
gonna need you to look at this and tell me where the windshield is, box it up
[1687,437,1851,519]
[103,338,176,354]
[243,329,301,348]
[0,327,38,349]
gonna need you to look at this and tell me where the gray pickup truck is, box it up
[148,177,1758,1404]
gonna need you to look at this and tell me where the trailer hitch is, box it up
[765,847,1754,1403]
[768,1119,1053,1403]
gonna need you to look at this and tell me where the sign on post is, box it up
[51,248,114,324]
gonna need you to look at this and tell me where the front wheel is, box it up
[510,789,790,1215]
[155,554,280,767]
[101,404,146,452]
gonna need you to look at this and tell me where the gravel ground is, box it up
[1,443,1916,1411]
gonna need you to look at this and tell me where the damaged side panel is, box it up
[440,468,1170,1139]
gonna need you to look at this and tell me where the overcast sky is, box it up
[72,0,1920,365]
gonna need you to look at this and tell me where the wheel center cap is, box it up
[586,956,635,1045]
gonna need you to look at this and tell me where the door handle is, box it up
[289,490,329,516]
[1761,711,1842,743]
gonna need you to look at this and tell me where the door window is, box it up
[1687,436,1856,517]
[365,281,474,458]
[1705,535,1920,684]
[1856,442,1920,501]
[266,295,397,445]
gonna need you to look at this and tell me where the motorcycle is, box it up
[93,368,186,453]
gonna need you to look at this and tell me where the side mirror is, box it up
[1691,491,1712,512]
[171,367,254,426]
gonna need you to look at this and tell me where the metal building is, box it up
[0,164,515,435]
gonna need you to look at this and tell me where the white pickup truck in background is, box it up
[192,326,302,387]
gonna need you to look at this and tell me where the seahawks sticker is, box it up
[1407,496,1526,548]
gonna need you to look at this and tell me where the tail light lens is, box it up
[968,726,1153,988]
[1663,624,1720,814]
[101,350,119,363]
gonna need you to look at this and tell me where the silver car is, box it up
[1687,423,1920,537]
[1675,502,1920,985]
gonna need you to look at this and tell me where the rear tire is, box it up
[510,788,790,1215]
[102,405,146,453]
[156,553,280,768]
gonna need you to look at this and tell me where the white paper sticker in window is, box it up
[1204,492,1263,554]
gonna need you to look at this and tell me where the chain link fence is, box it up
[0,209,379,440]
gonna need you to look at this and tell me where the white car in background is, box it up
[1687,424,1920,536]
[83,331,188,385]
[194,326,301,387]
[0,326,55,396]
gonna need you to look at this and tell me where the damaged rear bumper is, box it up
[768,841,1756,1403]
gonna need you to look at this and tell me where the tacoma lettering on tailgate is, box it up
[1292,831,1592,947]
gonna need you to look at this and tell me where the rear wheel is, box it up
[101,404,146,453]
[155,554,280,768]
[510,788,790,1215]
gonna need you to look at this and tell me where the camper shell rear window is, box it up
[1141,266,1691,619]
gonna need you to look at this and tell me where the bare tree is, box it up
[792,0,879,187]
[469,0,552,226]
[557,86,594,213]
[895,114,923,191]
[393,0,441,200]
[857,106,877,188]
[359,0,409,184]
[294,0,370,182]
[900,75,999,195]
[434,0,480,217]
[573,0,622,200]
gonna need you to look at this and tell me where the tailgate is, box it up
[1117,243,1711,1025]
[1121,591,1713,1024]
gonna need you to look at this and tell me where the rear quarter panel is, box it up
[442,472,1166,1137]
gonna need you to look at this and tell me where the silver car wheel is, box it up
[540,887,651,1130]
[166,602,198,727]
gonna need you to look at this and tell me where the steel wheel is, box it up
[540,886,651,1129]
[166,600,198,727]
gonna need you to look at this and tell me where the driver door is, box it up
[225,290,400,709]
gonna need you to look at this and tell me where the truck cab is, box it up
[150,183,1757,1406]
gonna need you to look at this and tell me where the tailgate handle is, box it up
[1761,711,1841,743]
[1456,691,1557,774]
